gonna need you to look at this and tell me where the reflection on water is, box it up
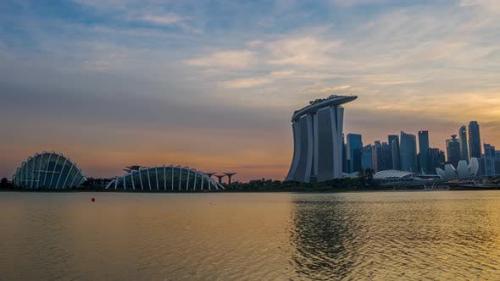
[291,197,360,279]
[1,191,500,280]
[290,192,500,280]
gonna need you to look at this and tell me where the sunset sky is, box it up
[1,0,500,181]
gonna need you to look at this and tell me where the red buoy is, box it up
[91,197,95,202]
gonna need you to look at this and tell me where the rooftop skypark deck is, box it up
[291,95,357,122]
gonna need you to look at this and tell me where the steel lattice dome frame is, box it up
[106,166,224,192]
[12,152,86,189]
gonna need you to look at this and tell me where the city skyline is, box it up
[1,0,500,181]
[346,119,499,177]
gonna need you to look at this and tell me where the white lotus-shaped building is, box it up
[106,166,224,192]
[436,158,479,180]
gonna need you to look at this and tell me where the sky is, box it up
[1,0,500,181]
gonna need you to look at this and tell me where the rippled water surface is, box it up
[1,191,500,280]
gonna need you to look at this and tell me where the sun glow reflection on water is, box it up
[0,191,500,280]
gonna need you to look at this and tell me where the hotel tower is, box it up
[286,95,357,183]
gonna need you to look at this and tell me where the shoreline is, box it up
[2,186,500,194]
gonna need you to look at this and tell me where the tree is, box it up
[0,178,11,189]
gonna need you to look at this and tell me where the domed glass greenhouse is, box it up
[106,166,224,192]
[13,152,86,189]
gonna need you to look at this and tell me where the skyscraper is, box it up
[400,131,418,172]
[458,125,469,161]
[484,144,496,177]
[429,148,445,172]
[388,134,400,170]
[496,150,500,176]
[342,135,348,173]
[380,142,392,171]
[286,95,357,182]
[372,141,382,172]
[468,121,482,159]
[418,130,430,174]
[446,135,461,167]
[361,145,373,171]
[346,133,363,173]
[371,141,391,172]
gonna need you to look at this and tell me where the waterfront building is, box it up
[106,166,224,191]
[436,158,479,180]
[286,95,357,182]
[380,142,393,171]
[400,131,418,172]
[12,152,85,189]
[478,156,486,176]
[372,141,381,172]
[373,170,414,180]
[495,151,500,175]
[361,145,373,171]
[468,121,482,159]
[418,130,430,174]
[388,135,400,170]
[429,148,445,172]
[458,126,469,161]
[342,135,348,173]
[484,144,496,177]
[446,135,461,167]
[346,133,363,173]
[456,160,469,179]
[371,141,392,172]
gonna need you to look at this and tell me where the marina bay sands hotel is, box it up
[286,95,357,183]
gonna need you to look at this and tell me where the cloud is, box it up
[221,77,272,89]
[186,34,341,71]
[80,43,133,72]
[267,36,341,66]
[133,13,187,26]
[73,0,191,30]
[460,0,500,13]
[185,50,255,69]
[330,0,392,7]
[270,70,295,78]
[184,34,343,90]
[303,85,352,94]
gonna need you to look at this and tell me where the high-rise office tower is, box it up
[342,135,348,173]
[495,150,500,176]
[484,144,496,177]
[372,141,391,172]
[418,130,430,174]
[400,131,418,172]
[361,145,373,171]
[468,121,482,159]
[388,135,400,170]
[286,95,357,182]
[372,141,382,172]
[380,142,393,171]
[458,125,469,161]
[346,133,363,173]
[446,135,461,167]
[429,148,445,172]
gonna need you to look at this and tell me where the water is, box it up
[1,191,500,280]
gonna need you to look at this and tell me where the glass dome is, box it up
[13,152,85,189]
[106,166,224,192]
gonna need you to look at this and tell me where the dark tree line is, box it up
[0,178,14,190]
[225,169,379,192]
